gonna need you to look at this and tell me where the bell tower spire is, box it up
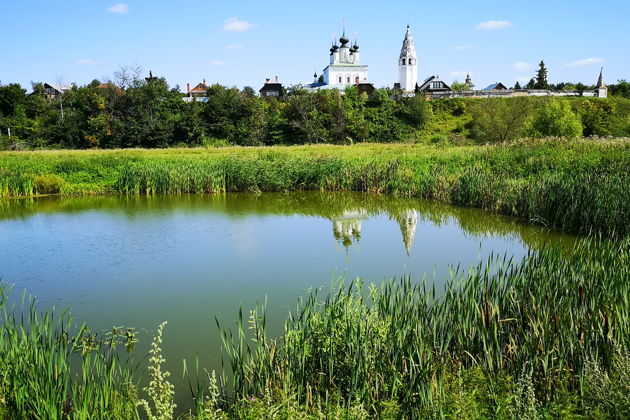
[398,25,418,92]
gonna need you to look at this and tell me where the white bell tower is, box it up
[398,25,417,92]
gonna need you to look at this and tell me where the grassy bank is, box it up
[1,139,629,236]
[1,237,629,418]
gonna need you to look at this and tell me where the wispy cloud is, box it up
[513,62,532,71]
[449,71,470,79]
[76,59,98,65]
[222,17,257,32]
[208,60,225,66]
[566,57,604,67]
[475,20,512,30]
[225,44,244,50]
[107,4,128,14]
[451,45,470,51]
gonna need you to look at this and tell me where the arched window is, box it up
[338,76,342,83]
[347,76,351,83]
[402,58,406,65]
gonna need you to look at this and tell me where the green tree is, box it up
[514,81,522,90]
[450,81,467,92]
[526,98,582,137]
[526,78,536,89]
[470,97,534,143]
[534,60,549,89]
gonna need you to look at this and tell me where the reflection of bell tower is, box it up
[393,209,418,255]
[331,209,368,248]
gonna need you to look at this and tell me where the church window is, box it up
[402,59,406,65]
[347,76,351,83]
[338,76,342,83]
[355,76,360,84]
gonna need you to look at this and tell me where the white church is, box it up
[306,28,370,91]
[300,24,607,99]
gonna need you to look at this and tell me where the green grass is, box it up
[1,139,629,236]
[214,237,630,419]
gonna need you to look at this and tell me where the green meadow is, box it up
[1,138,629,418]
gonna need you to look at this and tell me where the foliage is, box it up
[2,74,629,148]
[217,237,630,418]
[534,60,549,90]
[139,322,176,420]
[470,97,534,143]
[526,98,582,137]
[0,284,139,419]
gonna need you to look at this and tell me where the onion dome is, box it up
[352,43,359,51]
[339,31,349,46]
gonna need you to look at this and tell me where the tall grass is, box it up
[1,140,628,236]
[0,285,139,419]
[216,237,630,418]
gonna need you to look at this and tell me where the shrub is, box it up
[34,174,65,194]
[470,97,534,143]
[526,98,582,137]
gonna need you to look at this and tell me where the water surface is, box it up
[0,192,575,407]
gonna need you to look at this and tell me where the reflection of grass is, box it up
[1,139,629,235]
[0,192,574,252]
[1,237,628,418]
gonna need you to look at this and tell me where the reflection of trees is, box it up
[0,191,576,251]
[332,209,368,248]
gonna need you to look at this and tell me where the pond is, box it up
[0,192,575,409]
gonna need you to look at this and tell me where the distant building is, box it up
[183,80,209,102]
[595,68,607,98]
[259,77,284,98]
[305,27,369,91]
[416,76,451,93]
[43,83,72,100]
[465,73,475,90]
[484,82,508,91]
[398,25,418,92]
[357,80,375,96]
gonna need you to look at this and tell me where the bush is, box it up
[470,97,534,143]
[34,174,65,194]
[526,98,582,137]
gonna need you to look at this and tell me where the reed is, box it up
[1,140,628,236]
[216,237,630,418]
[0,285,140,419]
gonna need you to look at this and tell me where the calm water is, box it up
[0,192,574,408]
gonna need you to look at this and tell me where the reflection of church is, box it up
[330,209,418,253]
[332,209,368,247]
[392,209,418,255]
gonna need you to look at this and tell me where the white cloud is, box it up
[76,59,98,65]
[107,4,128,14]
[513,62,532,71]
[225,44,244,50]
[451,45,470,51]
[208,60,225,66]
[566,57,604,67]
[222,17,257,32]
[450,71,470,79]
[475,20,512,30]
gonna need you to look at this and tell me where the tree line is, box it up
[0,74,629,150]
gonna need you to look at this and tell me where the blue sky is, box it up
[1,0,628,91]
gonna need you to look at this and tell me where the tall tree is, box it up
[526,78,536,90]
[534,60,549,89]
[514,81,522,90]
